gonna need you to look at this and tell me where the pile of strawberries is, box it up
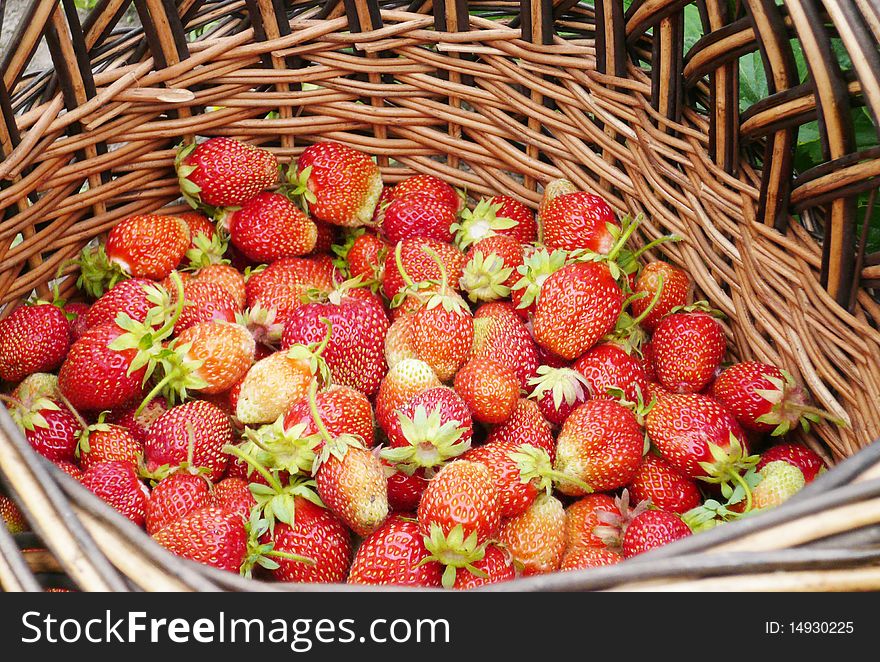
[0,137,841,588]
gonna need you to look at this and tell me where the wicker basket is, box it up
[1,0,879,591]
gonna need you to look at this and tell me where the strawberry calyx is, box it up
[696,433,761,511]
[609,385,655,426]
[237,304,284,348]
[380,406,471,477]
[420,522,489,589]
[185,228,229,270]
[509,444,593,495]
[242,416,319,476]
[510,247,568,310]
[568,214,642,282]
[136,341,210,414]
[281,163,318,215]
[682,468,762,530]
[592,489,650,552]
[11,374,60,408]
[0,393,58,431]
[451,198,516,250]
[74,410,112,457]
[668,300,725,318]
[76,244,129,299]
[240,511,316,578]
[753,370,847,436]
[527,366,590,411]
[174,143,225,218]
[305,377,368,474]
[603,273,665,354]
[459,249,514,303]
[331,227,366,272]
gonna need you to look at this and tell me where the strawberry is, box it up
[485,398,555,459]
[532,262,623,360]
[454,357,519,424]
[190,264,247,309]
[53,460,85,481]
[65,302,91,342]
[391,174,464,214]
[106,396,168,445]
[418,460,501,587]
[81,461,150,526]
[171,321,255,395]
[537,178,578,221]
[652,309,726,394]
[289,141,383,227]
[628,453,702,514]
[630,261,691,331]
[84,279,164,331]
[348,515,443,587]
[460,235,524,303]
[176,210,216,249]
[453,544,516,590]
[382,237,464,301]
[752,460,806,509]
[1,495,27,533]
[472,303,539,389]
[0,303,70,383]
[255,497,352,583]
[235,346,321,425]
[622,510,692,558]
[527,366,590,426]
[281,287,389,396]
[384,315,418,368]
[144,400,233,481]
[175,280,239,333]
[345,231,387,285]
[284,385,375,447]
[510,247,568,319]
[381,193,458,244]
[153,505,247,572]
[229,192,318,262]
[371,186,394,225]
[176,137,278,209]
[375,358,442,434]
[77,417,143,471]
[641,341,657,381]
[540,191,619,253]
[4,397,80,463]
[385,465,429,513]
[312,222,337,255]
[564,494,622,552]
[452,196,535,249]
[711,362,843,436]
[145,472,212,535]
[756,444,825,483]
[560,546,621,571]
[498,492,567,575]
[554,400,644,494]
[11,372,59,404]
[573,343,649,403]
[211,477,256,521]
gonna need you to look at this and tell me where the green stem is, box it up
[794,403,847,427]
[546,469,593,494]
[606,215,641,262]
[631,234,681,260]
[135,367,178,417]
[394,242,417,290]
[153,270,186,339]
[307,379,334,447]
[224,444,285,493]
[729,470,753,513]
[266,550,316,566]
[628,273,665,327]
[312,318,333,358]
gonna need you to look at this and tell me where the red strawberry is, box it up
[510,247,568,319]
[229,192,318,262]
[540,191,619,253]
[630,262,691,331]
[622,510,692,558]
[485,398,556,459]
[347,515,443,587]
[211,477,256,521]
[81,461,150,526]
[345,231,387,284]
[756,443,825,483]
[527,366,590,426]
[646,393,754,482]
[472,303,539,389]
[652,310,726,394]
[560,546,621,571]
[0,303,70,383]
[0,495,27,533]
[144,400,233,481]
[176,210,216,248]
[385,465,429,513]
[77,419,143,471]
[711,362,843,436]
[291,141,383,227]
[641,341,657,381]
[460,235,524,303]
[452,196,535,249]
[498,492,566,575]
[106,396,167,445]
[391,174,463,213]
[65,302,91,342]
[627,454,702,514]
[284,385,375,447]
[564,494,622,552]
[532,262,623,360]
[4,397,80,463]
[145,472,212,535]
[172,321,255,395]
[176,137,278,209]
[488,195,537,243]
[406,281,473,383]
[454,357,519,424]
[375,358,442,434]
[175,280,239,333]
[382,237,464,301]
[311,221,336,255]
[554,399,644,494]
[190,264,247,310]
[153,505,247,572]
[85,279,162,331]
[53,460,84,481]
[382,193,457,244]
[453,544,515,590]
[537,178,578,221]
[573,343,650,404]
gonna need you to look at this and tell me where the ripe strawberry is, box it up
[84,279,162,331]
[641,341,657,381]
[485,398,556,459]
[257,497,352,583]
[498,492,566,575]
[144,400,233,481]
[77,419,143,471]
[281,288,388,396]
[472,303,539,389]
[752,460,806,509]
[453,544,516,590]
[573,343,649,403]
[627,454,702,514]
[290,141,383,227]
[81,461,150,526]
[284,385,375,447]
[53,460,84,481]
[176,137,278,209]
[1,495,27,533]
[646,393,754,482]
[375,358,442,434]
[106,396,168,445]
[622,510,692,558]
[564,493,622,552]
[175,280,239,333]
[381,193,458,244]
[65,302,91,342]
[454,357,519,424]
[560,546,621,571]
[384,315,417,368]
[711,362,843,436]
[382,237,464,301]
[756,444,825,483]
[554,400,644,494]
[385,464,429,512]
[630,262,691,331]
[312,222,336,255]
[540,191,619,252]
[229,192,318,262]
[348,515,443,588]
[211,477,256,521]
[652,310,726,393]
[190,264,247,309]
[0,303,70,383]
[153,505,247,573]
[5,398,80,463]
[537,178,578,221]
[391,174,464,214]
[176,210,216,248]
[488,195,537,243]
[235,348,319,425]
[452,196,535,249]
[172,321,255,394]
[527,366,590,426]
[145,472,212,535]
[345,231,387,284]
[460,235,524,303]
[532,262,623,360]
[371,186,394,225]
